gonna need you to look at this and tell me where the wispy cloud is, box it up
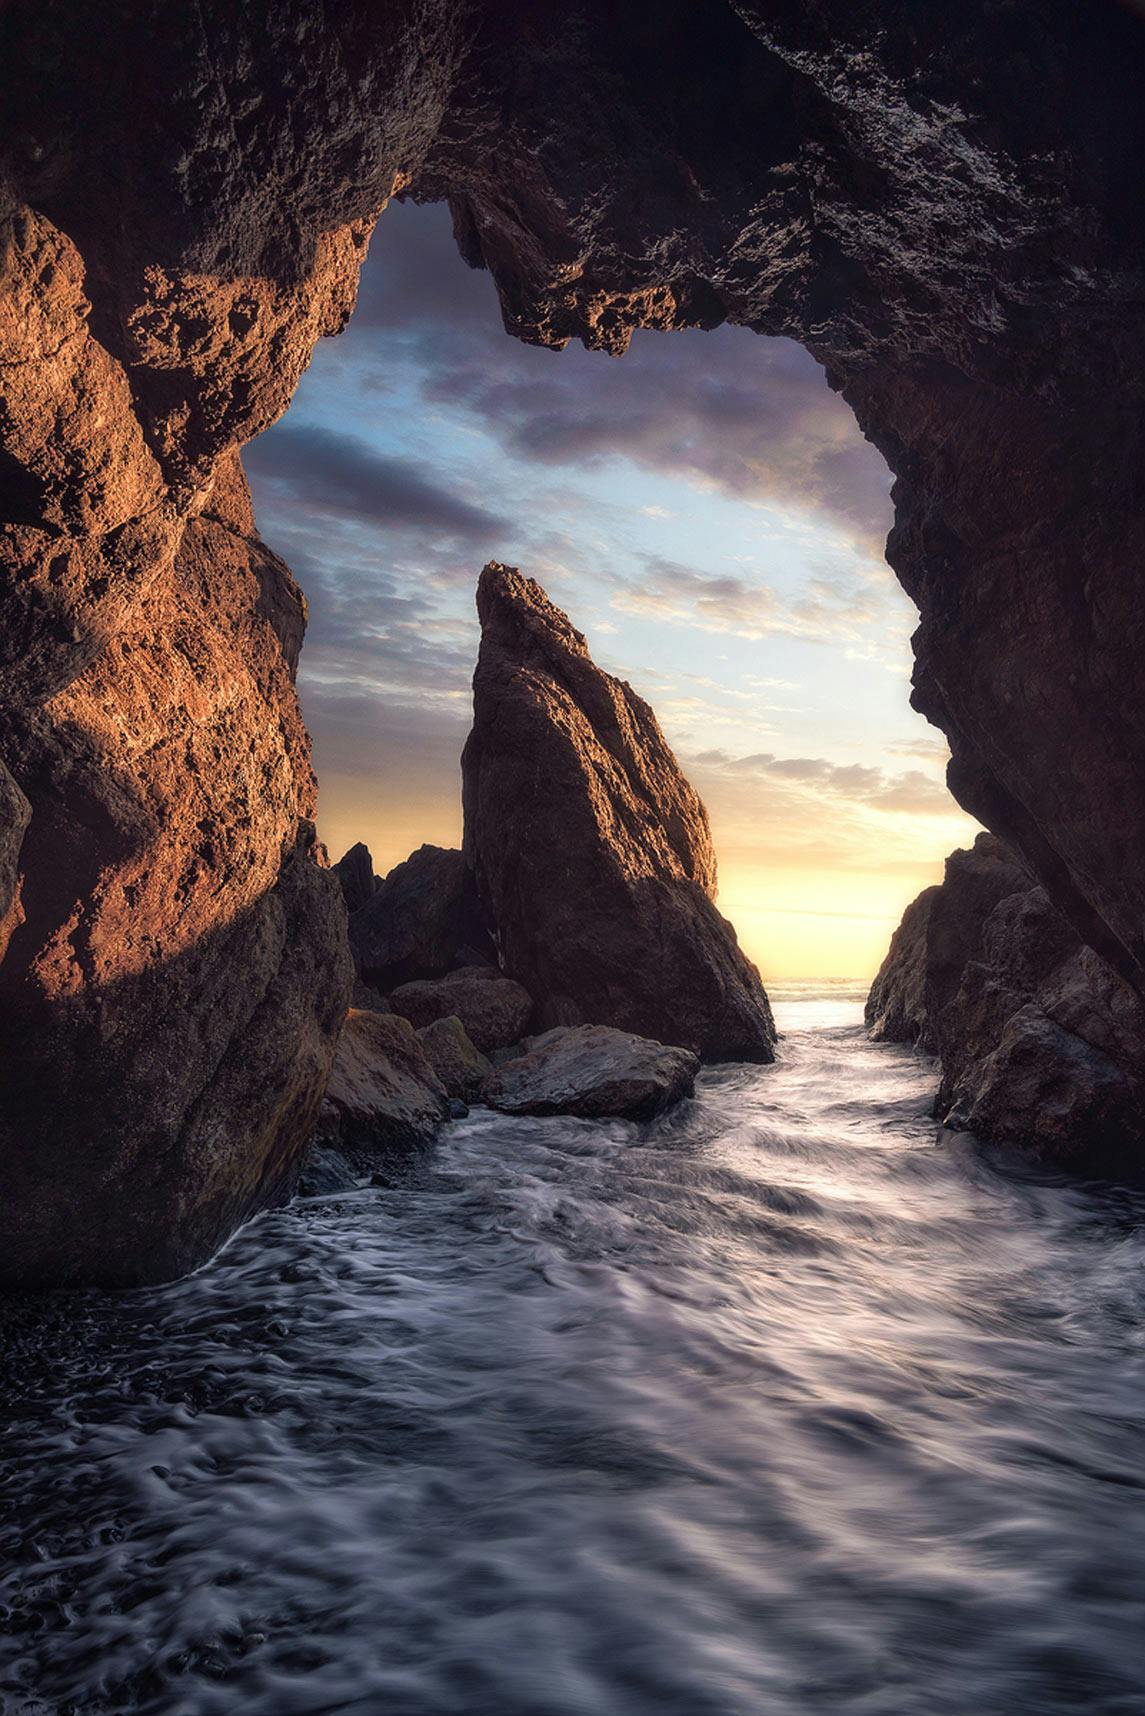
[244,422,508,544]
[694,748,956,816]
[337,202,894,557]
[612,553,907,660]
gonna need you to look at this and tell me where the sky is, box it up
[245,200,980,982]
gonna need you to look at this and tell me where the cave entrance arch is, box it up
[3,0,1142,1284]
[247,199,980,989]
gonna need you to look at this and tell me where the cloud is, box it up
[887,736,950,763]
[340,202,894,556]
[694,748,957,816]
[244,422,508,545]
[611,554,905,658]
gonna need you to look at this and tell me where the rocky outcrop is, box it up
[313,1010,449,1175]
[489,1026,698,1121]
[865,888,939,1048]
[417,1015,494,1103]
[389,965,534,1053]
[462,565,776,1062]
[351,978,392,1014]
[6,0,1145,1278]
[0,455,351,1286]
[869,835,1145,1165]
[0,8,456,1283]
[333,842,379,916]
[419,2,1145,1024]
[868,837,1032,1049]
[349,845,494,991]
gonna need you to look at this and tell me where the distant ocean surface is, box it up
[766,976,871,1032]
[5,983,1145,1714]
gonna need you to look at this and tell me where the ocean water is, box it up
[4,996,1145,1715]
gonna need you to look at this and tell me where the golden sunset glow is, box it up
[249,200,983,983]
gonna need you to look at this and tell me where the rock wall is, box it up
[2,1,1145,1277]
[348,845,495,992]
[0,2,461,1283]
[0,453,352,1284]
[868,835,1145,1165]
[462,565,776,1061]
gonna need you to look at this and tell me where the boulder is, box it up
[296,1143,363,1198]
[333,842,379,915]
[488,1025,698,1120]
[351,977,392,1014]
[315,1009,450,1175]
[417,1014,494,1102]
[389,965,534,1052]
[869,834,1145,1164]
[867,835,1030,1049]
[348,844,495,990]
[461,565,776,1063]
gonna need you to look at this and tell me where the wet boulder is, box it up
[461,565,775,1063]
[389,965,534,1053]
[488,1025,698,1121]
[348,844,495,991]
[314,1009,450,1176]
[417,1014,494,1103]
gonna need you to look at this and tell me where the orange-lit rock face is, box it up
[0,2,460,1283]
[0,454,352,1284]
[1,0,1144,1277]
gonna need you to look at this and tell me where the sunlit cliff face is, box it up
[247,201,980,981]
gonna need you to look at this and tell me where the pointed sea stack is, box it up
[461,564,776,1062]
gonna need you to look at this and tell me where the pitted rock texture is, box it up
[349,845,495,991]
[868,835,1145,1165]
[0,3,462,1280]
[462,565,776,1062]
[489,1026,698,1121]
[0,455,352,1286]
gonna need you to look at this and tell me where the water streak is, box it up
[4,999,1145,1715]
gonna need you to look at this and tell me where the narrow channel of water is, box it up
[4,990,1145,1715]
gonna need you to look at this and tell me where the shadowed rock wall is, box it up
[2,0,1144,1277]
[868,835,1145,1165]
